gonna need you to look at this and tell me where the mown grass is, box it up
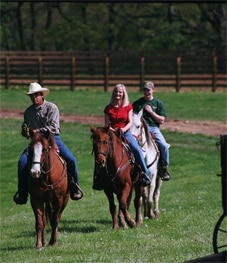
[0,89,226,262]
[0,88,226,122]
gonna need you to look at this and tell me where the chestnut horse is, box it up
[131,110,162,219]
[28,129,69,249]
[90,125,143,229]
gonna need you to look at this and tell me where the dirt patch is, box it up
[0,109,226,137]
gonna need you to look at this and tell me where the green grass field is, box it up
[0,89,226,262]
[1,88,226,121]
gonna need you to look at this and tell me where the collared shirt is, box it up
[133,97,166,127]
[23,100,61,135]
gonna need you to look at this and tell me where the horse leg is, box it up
[48,199,63,246]
[118,184,136,228]
[153,177,162,218]
[31,203,46,249]
[104,189,118,229]
[134,184,143,226]
[118,188,133,228]
[143,186,149,219]
[118,209,127,228]
[41,212,47,247]
[49,214,59,246]
[148,184,156,219]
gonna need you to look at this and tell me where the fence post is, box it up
[104,55,109,92]
[5,57,9,89]
[38,57,43,85]
[220,135,227,213]
[212,50,217,92]
[176,55,181,92]
[140,56,145,91]
[71,57,76,91]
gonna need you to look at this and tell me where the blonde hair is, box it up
[109,84,130,107]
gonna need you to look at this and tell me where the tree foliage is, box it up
[0,2,226,51]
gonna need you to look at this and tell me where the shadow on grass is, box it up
[1,219,112,252]
[59,218,111,233]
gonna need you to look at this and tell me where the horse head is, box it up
[132,110,152,148]
[29,129,52,178]
[90,125,112,168]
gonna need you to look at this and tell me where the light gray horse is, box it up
[131,110,162,219]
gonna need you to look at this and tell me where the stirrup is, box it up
[70,180,84,200]
[13,191,27,205]
[13,190,19,202]
[140,172,151,187]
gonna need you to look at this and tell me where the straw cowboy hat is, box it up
[25,83,49,96]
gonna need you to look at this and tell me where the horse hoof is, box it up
[128,220,136,228]
[36,244,43,250]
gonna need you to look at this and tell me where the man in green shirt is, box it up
[133,81,170,181]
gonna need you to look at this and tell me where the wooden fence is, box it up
[0,50,226,92]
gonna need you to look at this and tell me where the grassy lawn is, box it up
[0,88,226,122]
[0,89,226,262]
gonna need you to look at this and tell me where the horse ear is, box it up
[104,125,110,133]
[29,128,35,138]
[41,129,50,139]
[138,109,143,120]
[90,126,96,133]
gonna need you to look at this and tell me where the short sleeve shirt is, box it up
[133,97,166,127]
[104,104,132,129]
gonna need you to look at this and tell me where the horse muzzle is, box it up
[30,162,42,178]
[95,152,107,167]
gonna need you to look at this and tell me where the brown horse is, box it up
[28,129,69,249]
[90,125,143,229]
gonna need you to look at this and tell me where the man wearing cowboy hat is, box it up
[14,82,83,204]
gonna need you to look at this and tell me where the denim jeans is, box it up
[148,126,169,167]
[124,130,150,177]
[17,135,79,196]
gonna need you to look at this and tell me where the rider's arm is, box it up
[105,113,110,127]
[144,105,165,125]
[122,109,133,133]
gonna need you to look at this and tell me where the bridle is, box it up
[30,141,67,191]
[93,129,133,180]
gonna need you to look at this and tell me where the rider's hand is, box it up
[21,123,30,139]
[144,105,153,114]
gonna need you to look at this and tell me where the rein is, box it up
[40,149,67,191]
[133,122,160,169]
[108,131,132,180]
[93,129,133,181]
[31,140,67,191]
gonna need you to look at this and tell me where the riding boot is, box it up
[158,160,170,181]
[92,165,106,191]
[140,172,151,187]
[13,175,28,205]
[68,177,84,201]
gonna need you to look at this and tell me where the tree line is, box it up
[0,2,226,51]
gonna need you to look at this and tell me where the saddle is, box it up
[114,128,135,164]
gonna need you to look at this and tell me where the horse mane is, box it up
[140,117,153,148]
[30,129,57,150]
[47,133,57,149]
